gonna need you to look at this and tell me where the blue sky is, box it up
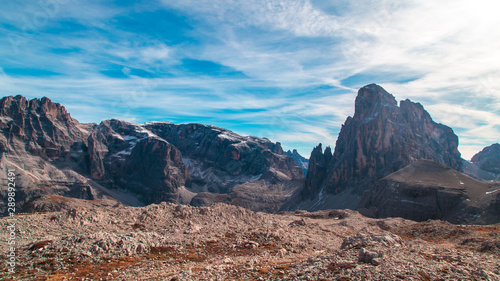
[1,0,499,160]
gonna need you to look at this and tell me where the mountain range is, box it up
[1,84,499,224]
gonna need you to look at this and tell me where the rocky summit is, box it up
[290,84,463,212]
[471,143,500,181]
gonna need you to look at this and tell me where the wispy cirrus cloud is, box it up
[1,0,499,159]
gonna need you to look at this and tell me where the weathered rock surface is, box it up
[143,122,304,210]
[300,144,331,200]
[86,119,192,204]
[0,95,106,215]
[0,95,303,214]
[327,84,462,193]
[0,95,91,159]
[358,159,500,224]
[297,84,463,210]
[144,122,303,193]
[2,200,499,280]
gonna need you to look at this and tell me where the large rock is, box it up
[300,144,331,199]
[0,95,92,160]
[0,96,100,215]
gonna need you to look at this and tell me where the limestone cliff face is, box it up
[0,96,99,215]
[304,84,462,198]
[0,95,91,160]
[87,119,191,204]
[301,144,331,199]
[144,122,304,193]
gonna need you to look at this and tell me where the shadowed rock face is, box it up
[301,144,331,199]
[144,122,304,193]
[304,84,463,199]
[87,120,190,204]
[471,143,500,177]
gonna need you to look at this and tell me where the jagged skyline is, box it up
[1,0,499,159]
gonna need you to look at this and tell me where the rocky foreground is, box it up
[1,198,499,280]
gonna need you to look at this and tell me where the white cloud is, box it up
[2,0,500,158]
[162,0,343,36]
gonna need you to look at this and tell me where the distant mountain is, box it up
[471,143,500,180]
[0,95,304,215]
[288,84,463,211]
[143,122,304,211]
[86,119,191,204]
[285,149,309,176]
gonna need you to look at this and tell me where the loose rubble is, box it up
[0,198,499,280]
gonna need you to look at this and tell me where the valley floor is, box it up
[1,198,499,280]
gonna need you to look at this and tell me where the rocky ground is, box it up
[1,197,500,280]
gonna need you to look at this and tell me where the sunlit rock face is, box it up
[304,84,462,199]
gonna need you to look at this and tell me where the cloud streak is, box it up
[0,0,499,159]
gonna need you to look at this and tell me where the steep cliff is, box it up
[303,84,462,203]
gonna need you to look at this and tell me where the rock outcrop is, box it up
[358,159,500,224]
[303,84,463,202]
[0,95,103,215]
[0,95,92,160]
[300,144,331,199]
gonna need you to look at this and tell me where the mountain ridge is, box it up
[0,95,304,214]
[1,85,499,224]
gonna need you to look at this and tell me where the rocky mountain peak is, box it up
[286,149,309,175]
[471,143,500,176]
[301,84,463,207]
[0,95,89,160]
[0,95,75,124]
[472,143,500,163]
[354,84,397,120]
[301,143,332,199]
